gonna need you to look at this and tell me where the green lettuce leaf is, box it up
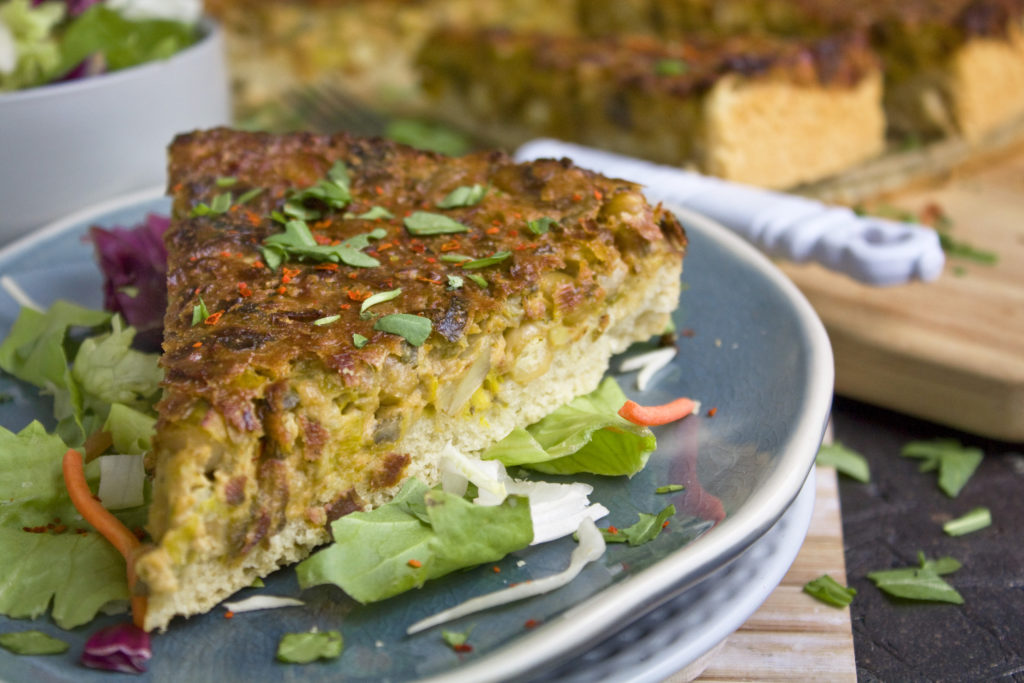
[0,302,160,446]
[0,0,65,92]
[482,378,656,476]
[72,316,162,414]
[296,478,532,603]
[0,422,148,629]
[103,403,156,455]
[55,5,197,77]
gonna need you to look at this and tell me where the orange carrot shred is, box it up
[62,449,147,628]
[618,397,697,426]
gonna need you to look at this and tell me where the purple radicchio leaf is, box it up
[89,213,169,352]
[81,622,152,674]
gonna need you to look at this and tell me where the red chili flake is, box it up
[340,303,351,310]
[485,227,500,235]
[189,256,198,262]
[404,210,412,217]
[224,611,235,620]
[237,282,253,297]
[347,289,372,302]
[313,233,332,246]
[204,311,224,325]
[315,263,339,271]
[407,559,422,568]
[439,240,461,252]
[513,212,523,219]
[229,204,241,213]
[347,272,359,280]
[572,192,583,201]
[491,566,501,574]
[253,260,266,269]
[513,243,532,251]
[377,242,394,251]
[417,277,442,285]
[607,525,619,535]
[281,267,301,284]
[244,210,261,226]
[524,619,539,629]
[171,182,183,193]
[707,407,718,417]
[375,185,384,195]
[220,250,232,259]
[594,190,603,201]
[661,519,670,529]
[312,219,332,230]
[193,287,200,295]
[410,241,426,254]
[453,644,473,653]
[277,286,287,294]
[424,256,438,264]
[192,342,203,348]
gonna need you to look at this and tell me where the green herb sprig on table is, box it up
[868,552,964,604]
[901,439,983,498]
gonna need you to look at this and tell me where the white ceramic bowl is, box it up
[0,18,231,244]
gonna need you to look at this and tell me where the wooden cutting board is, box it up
[778,142,1024,442]
[675,467,856,682]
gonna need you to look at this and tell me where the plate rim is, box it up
[0,190,833,681]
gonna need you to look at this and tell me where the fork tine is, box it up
[287,80,390,136]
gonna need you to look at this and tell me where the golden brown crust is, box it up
[162,129,684,427]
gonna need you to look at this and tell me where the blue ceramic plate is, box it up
[0,189,832,682]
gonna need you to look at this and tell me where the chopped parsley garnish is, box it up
[190,192,233,217]
[352,333,369,348]
[436,184,488,209]
[943,507,991,537]
[462,251,511,269]
[215,176,238,187]
[403,211,470,236]
[655,484,685,494]
[440,253,474,263]
[901,439,982,498]
[803,575,856,608]
[654,58,689,76]
[191,296,210,326]
[276,629,343,664]
[466,274,488,288]
[353,206,394,220]
[938,232,998,265]
[441,626,474,649]
[447,274,464,290]
[816,442,871,483]
[0,630,70,655]
[313,315,340,326]
[527,217,556,235]
[867,552,964,604]
[360,288,402,316]
[117,285,139,298]
[236,187,264,205]
[374,313,432,346]
[600,505,675,546]
[261,221,386,270]
[282,160,352,221]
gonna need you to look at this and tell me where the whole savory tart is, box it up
[418,27,885,189]
[133,128,686,631]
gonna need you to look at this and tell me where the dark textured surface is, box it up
[831,396,1024,682]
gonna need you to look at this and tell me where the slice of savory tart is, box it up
[134,128,686,631]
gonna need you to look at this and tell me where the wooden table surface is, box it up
[675,466,857,682]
